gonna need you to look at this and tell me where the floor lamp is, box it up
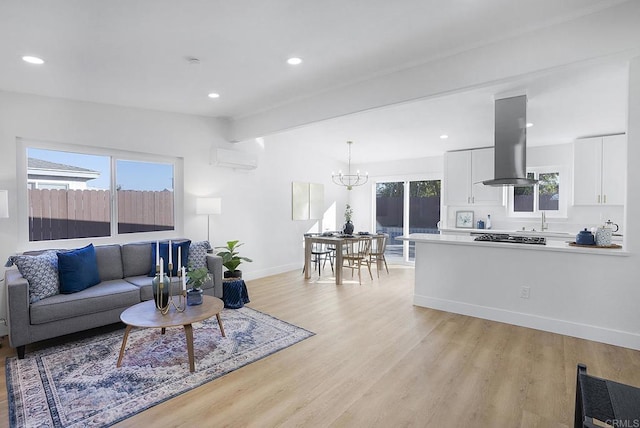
[196,197,222,244]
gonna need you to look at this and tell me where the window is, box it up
[21,142,180,243]
[510,168,565,217]
[116,160,175,234]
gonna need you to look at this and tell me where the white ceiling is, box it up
[0,0,632,163]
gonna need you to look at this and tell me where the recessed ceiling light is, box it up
[208,93,220,99]
[22,56,44,65]
[287,57,303,65]
[526,122,534,128]
[440,134,449,139]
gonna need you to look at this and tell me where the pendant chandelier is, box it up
[332,141,368,190]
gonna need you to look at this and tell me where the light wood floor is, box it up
[2,264,640,427]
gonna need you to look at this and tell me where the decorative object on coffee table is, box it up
[215,240,252,279]
[186,265,211,306]
[151,270,171,310]
[151,242,187,314]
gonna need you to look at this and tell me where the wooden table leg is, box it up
[116,325,133,367]
[184,323,195,372]
[335,242,343,285]
[304,236,312,279]
[216,313,226,337]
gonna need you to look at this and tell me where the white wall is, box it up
[0,90,348,336]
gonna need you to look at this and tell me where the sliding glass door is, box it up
[375,182,404,261]
[375,179,441,262]
[408,180,441,261]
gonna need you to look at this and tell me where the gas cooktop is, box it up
[473,233,546,245]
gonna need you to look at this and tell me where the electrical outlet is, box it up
[520,286,530,299]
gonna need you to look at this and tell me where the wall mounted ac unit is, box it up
[211,148,258,170]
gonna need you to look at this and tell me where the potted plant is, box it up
[186,265,211,305]
[215,240,253,279]
[343,204,354,235]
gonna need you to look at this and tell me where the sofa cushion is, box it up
[94,244,124,281]
[10,250,60,303]
[30,279,140,325]
[57,244,101,294]
[126,275,190,301]
[150,240,191,276]
[189,241,211,270]
[121,243,152,277]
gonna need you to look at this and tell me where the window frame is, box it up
[507,165,567,219]
[17,138,184,249]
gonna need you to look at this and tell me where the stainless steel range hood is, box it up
[482,95,537,186]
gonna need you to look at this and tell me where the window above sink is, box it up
[508,166,568,219]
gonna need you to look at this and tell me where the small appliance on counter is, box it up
[576,229,595,246]
[594,220,619,246]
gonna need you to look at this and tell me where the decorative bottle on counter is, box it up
[486,214,492,229]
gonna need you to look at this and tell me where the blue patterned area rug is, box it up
[6,307,314,427]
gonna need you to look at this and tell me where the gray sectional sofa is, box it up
[5,240,223,358]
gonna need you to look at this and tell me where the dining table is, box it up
[304,233,375,285]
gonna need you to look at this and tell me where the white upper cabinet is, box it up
[444,148,504,206]
[573,134,626,206]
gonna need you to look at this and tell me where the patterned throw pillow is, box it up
[11,251,60,303]
[189,241,211,270]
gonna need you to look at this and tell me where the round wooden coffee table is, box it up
[117,295,225,372]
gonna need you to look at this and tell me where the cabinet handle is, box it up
[603,195,607,204]
[597,195,601,204]
[467,196,470,204]
[471,196,475,204]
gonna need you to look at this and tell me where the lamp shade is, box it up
[196,197,222,215]
[0,190,8,218]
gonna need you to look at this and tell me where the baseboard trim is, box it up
[414,294,640,351]
[242,263,301,281]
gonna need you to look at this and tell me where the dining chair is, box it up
[302,238,334,277]
[312,242,334,276]
[574,363,640,427]
[341,236,373,284]
[369,233,389,277]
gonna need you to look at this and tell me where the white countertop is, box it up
[399,233,628,256]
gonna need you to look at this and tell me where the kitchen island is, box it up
[400,233,638,350]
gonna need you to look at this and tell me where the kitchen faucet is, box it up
[541,211,548,231]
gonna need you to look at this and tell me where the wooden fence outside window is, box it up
[28,189,174,241]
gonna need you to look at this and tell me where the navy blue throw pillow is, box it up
[57,244,101,294]
[150,240,191,276]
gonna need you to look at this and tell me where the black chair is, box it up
[302,234,334,277]
[575,363,640,428]
[310,242,333,276]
